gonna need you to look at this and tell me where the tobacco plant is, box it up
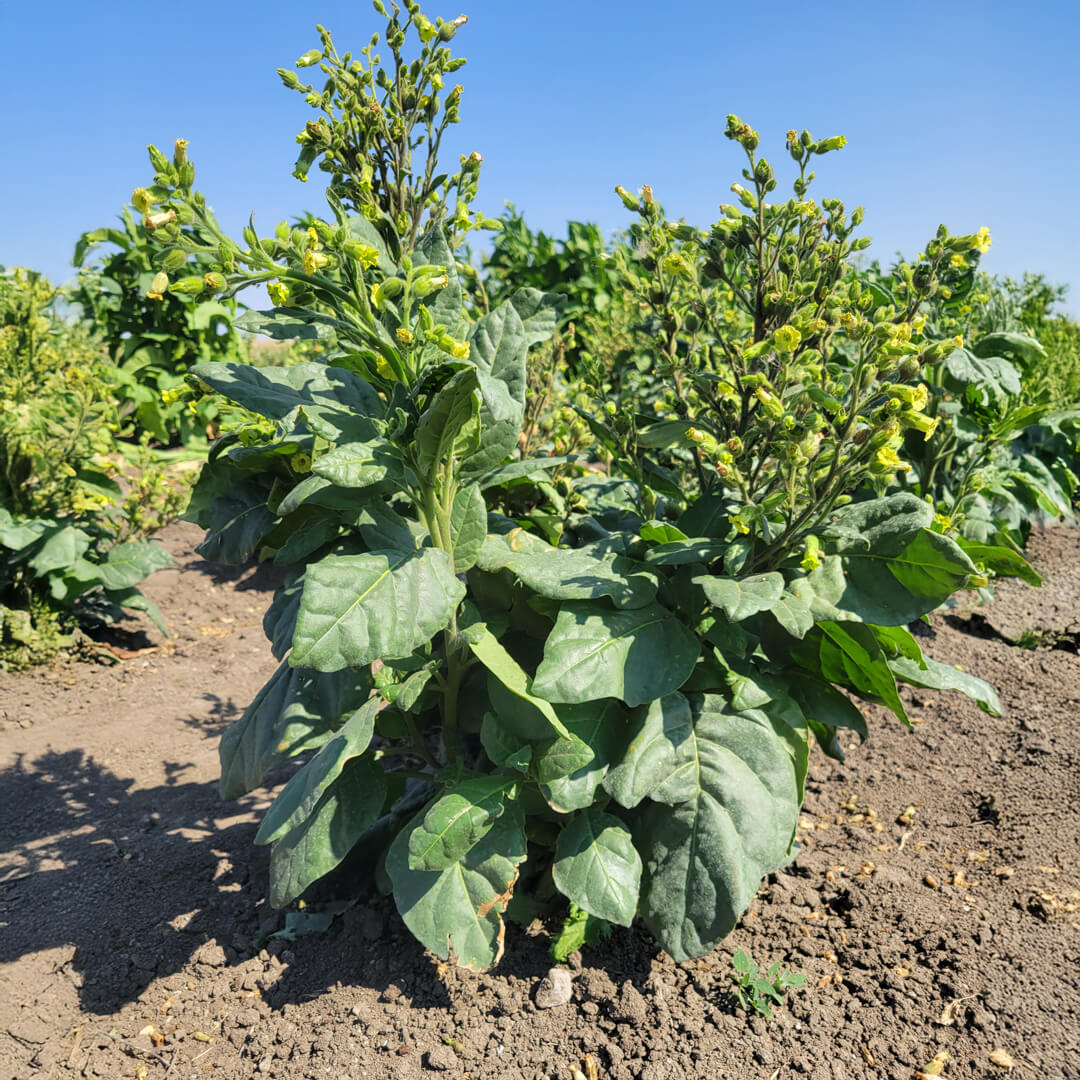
[0,269,173,666]
[149,11,1006,969]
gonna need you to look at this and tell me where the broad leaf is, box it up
[532,601,700,708]
[254,697,379,845]
[476,532,656,609]
[890,656,1002,715]
[27,525,91,577]
[192,361,383,442]
[416,367,480,477]
[313,440,401,489]
[467,625,569,738]
[553,809,642,926]
[290,548,465,672]
[696,572,784,621]
[269,754,386,907]
[407,775,517,871]
[219,662,372,799]
[388,800,527,970]
[957,537,1041,587]
[635,694,800,962]
[449,483,486,573]
[196,475,276,564]
[604,693,697,808]
[97,540,172,590]
[540,700,628,812]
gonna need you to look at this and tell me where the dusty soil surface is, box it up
[1,523,1078,1080]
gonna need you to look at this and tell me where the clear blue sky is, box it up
[2,1,1077,313]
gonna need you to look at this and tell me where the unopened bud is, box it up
[169,276,205,295]
[296,49,323,68]
[439,14,468,41]
[614,185,639,211]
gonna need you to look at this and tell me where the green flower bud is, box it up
[438,14,468,41]
[147,144,170,173]
[161,248,187,271]
[614,185,639,211]
[296,49,323,68]
[203,272,226,293]
[169,276,206,296]
[413,272,449,298]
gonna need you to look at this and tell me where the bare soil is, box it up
[2,523,1078,1080]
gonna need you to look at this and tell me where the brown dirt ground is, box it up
[1,522,1078,1080]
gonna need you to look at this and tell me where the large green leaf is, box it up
[944,347,1021,405]
[449,483,486,573]
[540,700,628,812]
[604,693,697,808]
[97,540,172,590]
[407,775,518,871]
[468,300,529,419]
[532,601,699,708]
[219,662,372,799]
[467,625,569,738]
[312,440,402,489]
[254,697,379,845]
[804,622,907,723]
[476,533,656,609]
[507,287,562,348]
[265,572,305,660]
[957,537,1041,587]
[890,655,1002,715]
[817,495,977,624]
[972,331,1045,369]
[695,572,784,621]
[191,361,383,442]
[553,809,642,926]
[27,525,91,577]
[635,694,801,962]
[268,754,386,907]
[387,800,527,970]
[289,548,465,672]
[195,475,277,564]
[416,367,480,477]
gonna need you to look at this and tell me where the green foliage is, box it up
[0,268,176,666]
[158,11,1018,971]
[730,948,805,1018]
[549,902,611,964]
[71,205,247,447]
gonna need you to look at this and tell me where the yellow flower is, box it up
[773,325,801,353]
[267,282,290,306]
[395,327,414,344]
[974,226,992,254]
[302,249,329,274]
[874,446,909,472]
[728,513,750,536]
[940,287,952,299]
[912,314,927,333]
[132,187,154,214]
[305,226,320,250]
[840,312,857,331]
[950,253,967,270]
[952,334,964,349]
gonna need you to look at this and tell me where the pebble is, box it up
[534,967,573,1009]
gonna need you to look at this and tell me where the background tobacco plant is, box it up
[0,269,175,668]
[143,5,1034,969]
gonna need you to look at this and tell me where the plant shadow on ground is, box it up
[0,738,469,1018]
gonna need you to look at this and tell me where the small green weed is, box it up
[730,948,805,1018]
[550,902,612,964]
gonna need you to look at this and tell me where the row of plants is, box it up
[127,1,1080,970]
[0,269,182,666]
